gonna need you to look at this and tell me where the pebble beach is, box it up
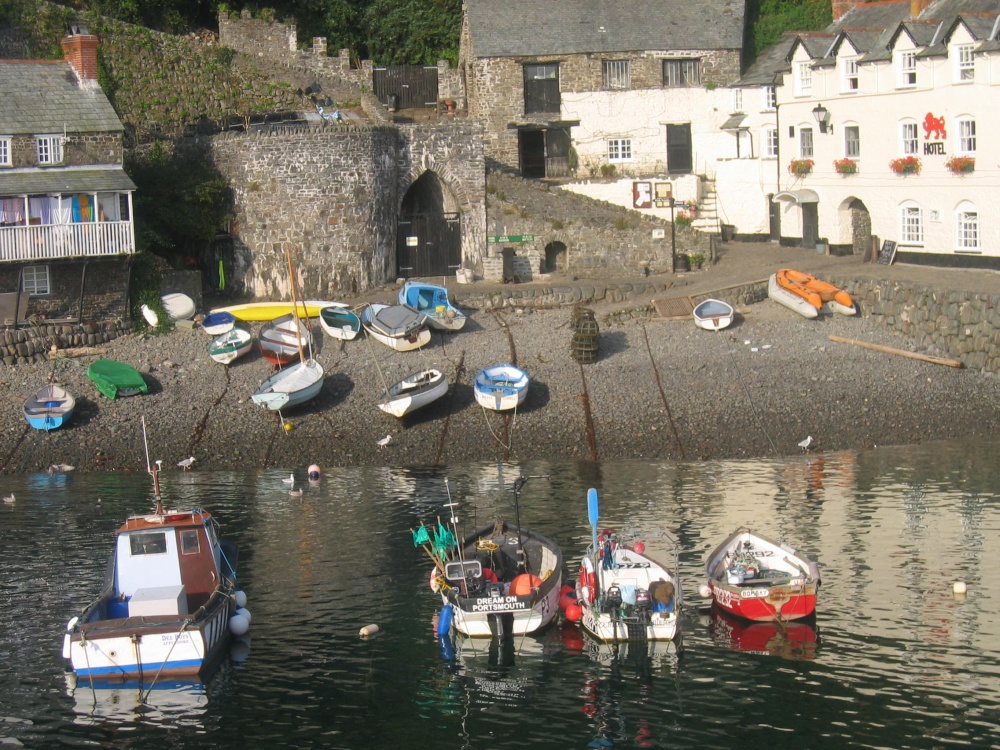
[3,277,1000,475]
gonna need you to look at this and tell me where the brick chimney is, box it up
[831,1,863,21]
[61,24,99,85]
[910,0,933,16]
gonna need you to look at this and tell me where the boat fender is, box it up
[438,634,456,662]
[430,568,442,593]
[229,613,250,636]
[61,633,72,660]
[236,607,252,627]
[359,623,380,638]
[437,604,454,636]
[234,590,248,608]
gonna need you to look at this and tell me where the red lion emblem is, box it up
[923,112,946,140]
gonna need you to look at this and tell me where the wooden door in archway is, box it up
[396,213,461,278]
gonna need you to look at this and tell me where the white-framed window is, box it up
[898,51,917,86]
[663,59,700,87]
[762,126,778,158]
[732,88,743,112]
[795,61,812,95]
[602,60,630,90]
[956,202,980,251]
[22,265,50,295]
[900,121,919,155]
[956,117,976,155]
[900,202,924,245]
[799,126,814,158]
[842,56,859,91]
[955,44,975,82]
[36,135,62,165]
[607,138,633,163]
[762,85,776,111]
[844,125,861,158]
[0,137,10,167]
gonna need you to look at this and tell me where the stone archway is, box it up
[397,171,462,278]
[544,241,567,272]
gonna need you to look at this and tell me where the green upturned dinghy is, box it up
[87,359,148,400]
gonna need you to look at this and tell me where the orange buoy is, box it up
[510,573,543,596]
[564,603,583,622]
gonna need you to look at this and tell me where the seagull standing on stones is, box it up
[377,434,392,450]
[798,436,815,452]
[178,456,197,471]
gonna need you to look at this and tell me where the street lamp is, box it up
[812,103,831,134]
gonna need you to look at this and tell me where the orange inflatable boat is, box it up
[768,268,857,318]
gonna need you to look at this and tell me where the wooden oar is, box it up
[828,334,963,368]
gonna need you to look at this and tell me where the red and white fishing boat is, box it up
[62,437,248,682]
[702,527,820,622]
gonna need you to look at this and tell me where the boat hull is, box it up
[361,303,431,351]
[693,298,735,330]
[704,527,820,623]
[209,329,252,365]
[398,281,467,331]
[259,313,312,366]
[24,384,75,430]
[209,300,339,322]
[201,311,236,336]
[435,522,563,638]
[474,364,529,411]
[318,305,360,340]
[768,273,819,318]
[769,269,856,318]
[252,359,324,410]
[64,601,233,679]
[378,369,449,417]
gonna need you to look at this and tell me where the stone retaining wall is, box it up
[1,319,130,366]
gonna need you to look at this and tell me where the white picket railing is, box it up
[0,221,135,262]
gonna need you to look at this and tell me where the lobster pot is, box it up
[570,307,600,363]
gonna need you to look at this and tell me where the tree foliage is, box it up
[747,0,832,58]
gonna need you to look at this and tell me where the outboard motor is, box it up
[604,585,623,613]
[635,588,652,613]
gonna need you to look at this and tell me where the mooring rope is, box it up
[142,619,193,703]
[480,402,517,451]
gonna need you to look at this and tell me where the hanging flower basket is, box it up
[788,158,814,177]
[945,155,975,174]
[834,158,857,175]
[889,156,921,175]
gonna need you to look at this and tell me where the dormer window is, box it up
[795,61,812,95]
[841,57,859,92]
[762,85,776,111]
[898,51,916,86]
[36,135,63,165]
[955,44,974,82]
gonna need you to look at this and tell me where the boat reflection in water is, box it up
[707,608,818,660]
[65,636,251,724]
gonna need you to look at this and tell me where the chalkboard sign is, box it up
[877,240,897,265]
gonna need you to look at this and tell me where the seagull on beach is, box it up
[798,436,815,452]
[282,473,295,484]
[2,494,14,504]
[377,434,392,450]
[178,456,197,471]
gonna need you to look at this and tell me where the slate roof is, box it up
[0,60,123,135]
[465,0,745,58]
[0,167,136,194]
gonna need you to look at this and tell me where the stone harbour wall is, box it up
[1,319,130,366]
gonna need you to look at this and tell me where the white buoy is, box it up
[953,581,968,595]
[359,623,380,638]
[229,614,250,636]
[234,590,248,608]
[698,583,712,598]
[236,607,252,626]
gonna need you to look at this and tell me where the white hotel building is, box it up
[723,0,1000,268]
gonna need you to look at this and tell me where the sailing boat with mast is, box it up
[251,249,325,411]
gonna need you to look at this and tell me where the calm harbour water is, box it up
[1,439,999,749]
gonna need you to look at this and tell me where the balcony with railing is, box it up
[0,220,135,262]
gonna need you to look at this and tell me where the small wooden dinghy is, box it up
[360,303,431,351]
[23,383,75,430]
[702,527,820,622]
[768,269,856,318]
[87,360,148,399]
[398,281,467,331]
[200,311,236,336]
[208,328,253,365]
[319,304,361,341]
[474,364,529,411]
[693,298,735,330]
[259,313,313,366]
[574,489,682,643]
[378,368,449,417]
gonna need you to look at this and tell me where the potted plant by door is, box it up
[687,253,704,270]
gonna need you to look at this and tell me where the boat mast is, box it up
[285,246,307,363]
